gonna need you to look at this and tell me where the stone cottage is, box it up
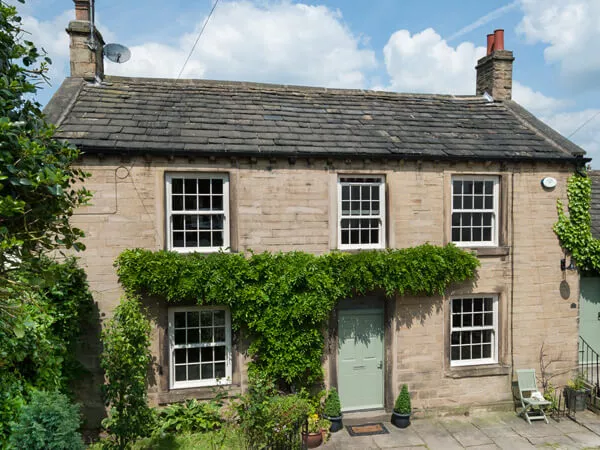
[45,0,586,427]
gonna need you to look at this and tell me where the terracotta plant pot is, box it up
[323,414,343,432]
[302,431,323,448]
[391,411,411,428]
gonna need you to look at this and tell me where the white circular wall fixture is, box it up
[541,177,557,189]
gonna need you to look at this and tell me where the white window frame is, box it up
[451,175,499,247]
[450,295,498,367]
[337,176,386,250]
[165,173,230,253]
[168,306,232,389]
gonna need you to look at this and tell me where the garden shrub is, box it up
[394,384,411,414]
[323,388,341,417]
[9,390,84,450]
[156,398,223,434]
[101,295,154,449]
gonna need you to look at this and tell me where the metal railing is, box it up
[579,336,600,392]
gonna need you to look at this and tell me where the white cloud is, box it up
[542,108,600,162]
[512,81,569,116]
[517,0,600,91]
[382,28,486,94]
[106,1,376,89]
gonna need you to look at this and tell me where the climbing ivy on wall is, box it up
[554,172,600,275]
[116,244,480,388]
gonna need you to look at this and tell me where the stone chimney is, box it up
[66,0,104,80]
[475,29,514,101]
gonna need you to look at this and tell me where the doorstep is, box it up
[342,409,389,425]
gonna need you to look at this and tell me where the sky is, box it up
[10,0,600,166]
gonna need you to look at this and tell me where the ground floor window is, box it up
[450,295,498,366]
[168,306,232,388]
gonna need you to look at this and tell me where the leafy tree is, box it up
[0,0,91,328]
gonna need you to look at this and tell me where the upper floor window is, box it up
[450,295,498,367]
[168,306,232,389]
[451,176,499,247]
[338,176,385,250]
[166,173,229,253]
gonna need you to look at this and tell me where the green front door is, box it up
[338,308,384,411]
[580,277,600,355]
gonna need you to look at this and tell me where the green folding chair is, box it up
[516,369,552,424]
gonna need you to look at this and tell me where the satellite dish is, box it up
[103,43,131,64]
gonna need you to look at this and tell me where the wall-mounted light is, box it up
[561,258,576,271]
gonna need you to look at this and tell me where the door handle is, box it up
[377,361,383,369]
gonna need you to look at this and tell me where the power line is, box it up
[568,110,600,139]
[176,0,221,80]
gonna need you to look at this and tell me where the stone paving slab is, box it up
[322,410,600,449]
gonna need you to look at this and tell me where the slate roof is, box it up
[44,76,587,163]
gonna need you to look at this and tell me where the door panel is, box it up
[580,278,600,356]
[338,309,384,411]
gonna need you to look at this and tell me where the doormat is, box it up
[346,422,389,436]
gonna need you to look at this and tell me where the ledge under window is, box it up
[445,364,511,379]
[157,384,241,405]
[464,246,510,257]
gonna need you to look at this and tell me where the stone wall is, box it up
[71,155,578,422]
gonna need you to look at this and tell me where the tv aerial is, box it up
[103,43,131,64]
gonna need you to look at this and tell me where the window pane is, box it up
[360,229,369,244]
[185,215,198,230]
[201,347,213,362]
[212,179,223,195]
[372,186,379,201]
[172,195,183,211]
[186,232,198,247]
[484,297,493,311]
[213,232,224,247]
[463,196,472,209]
[199,232,211,247]
[215,363,226,379]
[351,201,360,215]
[452,314,461,328]
[483,214,492,227]
[484,181,493,194]
[452,299,462,313]
[474,181,483,194]
[175,348,186,364]
[213,195,223,211]
[175,329,186,345]
[350,230,359,243]
[198,179,210,194]
[214,310,225,326]
[462,346,471,360]
[484,312,493,326]
[453,180,462,195]
[461,228,471,241]
[199,196,210,210]
[451,332,460,345]
[341,230,349,244]
[472,330,482,343]
[184,179,197,194]
[188,364,200,381]
[185,196,197,210]
[463,181,473,195]
[201,311,213,326]
[201,328,212,343]
[341,185,349,201]
[472,228,482,241]
[351,185,360,200]
[188,348,200,363]
[175,365,186,381]
[187,312,199,327]
[461,331,471,344]
[341,201,350,214]
[483,228,492,241]
[198,215,210,230]
[201,364,213,379]
[453,196,462,210]
[173,232,184,247]
[452,228,460,241]
[463,299,472,312]
[174,312,186,328]
[473,313,482,326]
[370,229,379,244]
[187,328,199,344]
[463,314,472,327]
[214,327,225,343]
[451,346,460,361]
[215,346,226,361]
[173,215,184,230]
[361,201,370,215]
[485,196,493,209]
[472,345,481,359]
[482,344,491,358]
[213,215,224,230]
[172,178,183,194]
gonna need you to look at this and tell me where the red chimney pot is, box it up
[74,0,90,21]
[486,34,495,56]
[493,29,505,51]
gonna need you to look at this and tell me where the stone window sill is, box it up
[445,364,511,379]
[465,246,510,257]
[157,384,241,405]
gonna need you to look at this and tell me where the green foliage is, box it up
[567,374,587,391]
[101,296,154,449]
[9,389,84,450]
[0,257,93,445]
[116,244,479,388]
[394,384,411,414]
[0,0,91,322]
[323,388,341,418]
[554,172,600,274]
[236,375,310,449]
[156,399,223,434]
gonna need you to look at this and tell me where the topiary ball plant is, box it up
[394,384,411,414]
[323,388,341,418]
[323,388,343,432]
[391,384,411,429]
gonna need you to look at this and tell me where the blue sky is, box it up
[12,0,600,166]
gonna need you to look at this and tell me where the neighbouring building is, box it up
[45,0,586,428]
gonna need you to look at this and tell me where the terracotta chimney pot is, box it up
[74,0,90,21]
[493,29,505,51]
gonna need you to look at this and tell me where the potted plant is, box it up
[302,413,323,448]
[391,384,411,428]
[322,388,343,432]
[565,374,589,412]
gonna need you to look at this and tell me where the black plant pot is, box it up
[565,387,589,412]
[324,414,343,432]
[391,411,411,428]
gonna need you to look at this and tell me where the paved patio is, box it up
[322,410,600,449]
